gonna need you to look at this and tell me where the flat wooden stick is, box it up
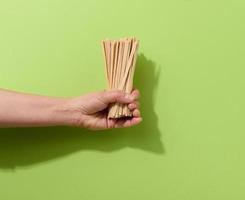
[102,41,109,85]
[102,37,139,118]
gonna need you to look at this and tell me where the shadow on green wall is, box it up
[0,54,164,169]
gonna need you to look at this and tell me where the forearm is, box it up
[0,89,75,127]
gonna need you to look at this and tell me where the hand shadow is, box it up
[0,53,164,169]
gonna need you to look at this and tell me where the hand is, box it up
[61,89,141,130]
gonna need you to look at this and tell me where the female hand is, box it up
[62,89,141,130]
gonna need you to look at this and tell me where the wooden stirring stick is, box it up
[102,37,139,119]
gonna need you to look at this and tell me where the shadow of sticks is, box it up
[0,53,164,169]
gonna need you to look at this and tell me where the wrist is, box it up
[50,98,83,127]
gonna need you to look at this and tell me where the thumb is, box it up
[99,90,134,105]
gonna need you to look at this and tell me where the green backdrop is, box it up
[0,0,245,199]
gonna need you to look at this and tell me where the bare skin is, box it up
[0,89,141,130]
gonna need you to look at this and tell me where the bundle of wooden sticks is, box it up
[102,37,139,119]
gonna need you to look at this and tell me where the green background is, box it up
[0,0,245,199]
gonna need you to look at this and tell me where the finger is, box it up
[128,101,140,110]
[107,118,116,129]
[99,90,134,105]
[114,117,142,128]
[132,109,141,118]
[131,89,140,100]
